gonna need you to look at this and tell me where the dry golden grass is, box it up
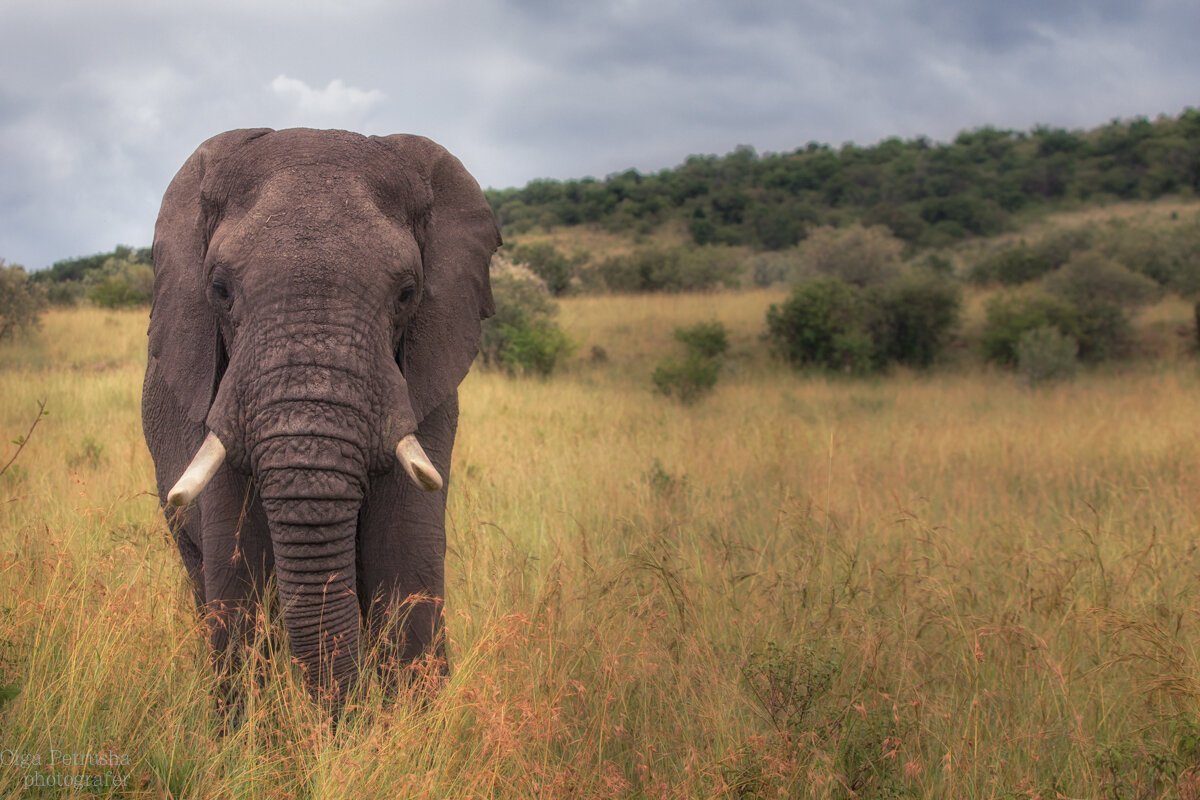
[3,297,1200,797]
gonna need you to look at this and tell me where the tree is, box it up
[86,257,154,308]
[507,241,577,296]
[765,279,874,373]
[480,257,575,376]
[800,224,904,287]
[0,260,48,341]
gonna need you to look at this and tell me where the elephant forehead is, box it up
[211,190,423,284]
[217,130,432,222]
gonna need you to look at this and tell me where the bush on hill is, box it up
[0,260,48,342]
[480,257,575,376]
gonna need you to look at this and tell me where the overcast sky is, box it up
[2,0,1198,269]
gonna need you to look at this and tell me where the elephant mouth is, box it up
[167,430,442,507]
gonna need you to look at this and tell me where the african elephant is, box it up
[141,128,499,709]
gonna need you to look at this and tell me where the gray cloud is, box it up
[1,0,1198,268]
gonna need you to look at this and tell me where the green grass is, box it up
[3,298,1200,797]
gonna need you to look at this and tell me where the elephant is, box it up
[141,128,499,711]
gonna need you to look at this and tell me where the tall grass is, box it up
[3,299,1200,797]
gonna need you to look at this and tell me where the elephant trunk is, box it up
[255,434,364,698]
[200,318,424,702]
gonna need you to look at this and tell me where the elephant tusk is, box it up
[167,432,227,507]
[396,434,443,492]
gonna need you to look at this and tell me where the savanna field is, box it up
[3,288,1200,798]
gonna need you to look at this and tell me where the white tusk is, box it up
[396,434,443,492]
[167,432,227,507]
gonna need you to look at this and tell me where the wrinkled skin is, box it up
[141,129,499,710]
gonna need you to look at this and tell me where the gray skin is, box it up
[141,128,499,709]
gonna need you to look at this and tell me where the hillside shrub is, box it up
[44,281,86,306]
[0,260,47,342]
[1043,252,1160,309]
[86,257,154,308]
[652,355,720,404]
[500,320,575,376]
[867,270,962,368]
[672,320,729,360]
[481,257,575,376]
[653,320,729,403]
[765,279,874,373]
[768,272,960,373]
[506,241,580,296]
[746,248,808,287]
[979,290,1080,366]
[969,227,1093,285]
[801,224,903,287]
[1016,325,1079,386]
[1044,253,1158,361]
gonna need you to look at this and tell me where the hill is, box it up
[486,109,1200,251]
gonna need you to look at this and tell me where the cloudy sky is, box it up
[2,0,1198,270]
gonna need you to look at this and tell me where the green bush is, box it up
[1043,252,1160,309]
[86,257,154,308]
[652,354,720,404]
[652,320,730,404]
[673,320,729,360]
[867,270,962,368]
[499,320,576,376]
[767,272,959,373]
[765,279,874,373]
[969,228,1093,285]
[506,241,580,296]
[800,224,904,287]
[1043,253,1158,362]
[1016,325,1079,386]
[1072,302,1134,362]
[0,260,47,342]
[979,290,1080,366]
[44,280,86,307]
[481,258,575,376]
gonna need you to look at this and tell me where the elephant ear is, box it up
[148,128,272,424]
[378,135,500,422]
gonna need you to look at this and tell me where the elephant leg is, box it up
[195,468,274,717]
[358,393,457,686]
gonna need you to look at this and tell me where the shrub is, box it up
[499,320,576,376]
[979,290,1080,366]
[1073,302,1135,362]
[481,257,575,376]
[1016,325,1079,386]
[86,257,154,308]
[44,280,86,307]
[673,320,729,360]
[1043,252,1160,310]
[969,228,1093,285]
[746,248,808,287]
[800,224,904,287]
[765,279,874,373]
[1043,253,1158,362]
[652,355,720,404]
[0,260,48,342]
[506,241,579,296]
[653,320,730,404]
[867,270,962,368]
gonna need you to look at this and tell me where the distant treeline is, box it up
[485,109,1200,249]
[30,244,153,307]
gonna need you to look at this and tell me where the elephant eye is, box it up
[398,286,415,304]
[210,276,231,304]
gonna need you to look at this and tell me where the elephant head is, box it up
[144,128,499,702]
